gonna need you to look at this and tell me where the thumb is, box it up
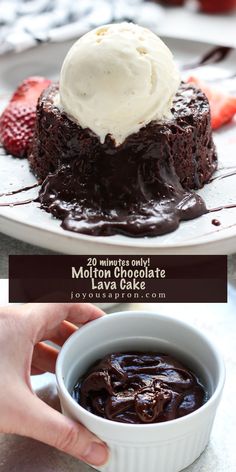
[16,392,109,466]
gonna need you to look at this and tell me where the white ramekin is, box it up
[56,311,225,472]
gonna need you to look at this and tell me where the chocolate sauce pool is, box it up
[73,352,206,424]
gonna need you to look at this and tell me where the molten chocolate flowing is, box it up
[73,352,206,424]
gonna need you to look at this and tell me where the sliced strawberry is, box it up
[0,76,51,157]
[187,76,236,129]
[10,76,51,105]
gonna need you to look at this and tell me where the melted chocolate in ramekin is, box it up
[72,352,207,424]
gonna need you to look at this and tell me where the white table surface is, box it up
[0,281,236,471]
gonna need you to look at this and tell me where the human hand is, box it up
[0,303,108,466]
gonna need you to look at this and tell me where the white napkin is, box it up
[0,0,164,54]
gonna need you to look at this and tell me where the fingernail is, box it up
[82,442,108,466]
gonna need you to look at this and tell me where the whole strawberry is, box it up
[197,0,236,13]
[0,76,51,158]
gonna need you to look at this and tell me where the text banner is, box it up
[9,255,227,303]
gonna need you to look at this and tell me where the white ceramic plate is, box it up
[0,37,236,254]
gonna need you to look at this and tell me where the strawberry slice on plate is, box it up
[0,76,51,158]
[187,76,236,129]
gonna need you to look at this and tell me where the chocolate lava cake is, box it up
[29,82,217,237]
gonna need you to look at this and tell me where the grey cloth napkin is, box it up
[0,0,164,54]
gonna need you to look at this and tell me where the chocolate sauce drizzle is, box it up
[0,181,41,198]
[182,46,233,70]
[209,169,236,183]
[209,203,236,213]
[74,352,206,424]
[0,198,35,207]
[0,181,40,207]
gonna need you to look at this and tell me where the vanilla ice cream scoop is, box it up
[59,22,180,145]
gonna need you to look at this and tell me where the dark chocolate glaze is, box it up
[31,82,217,237]
[182,46,233,70]
[73,352,206,424]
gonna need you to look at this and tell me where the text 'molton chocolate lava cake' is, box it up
[29,23,217,237]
